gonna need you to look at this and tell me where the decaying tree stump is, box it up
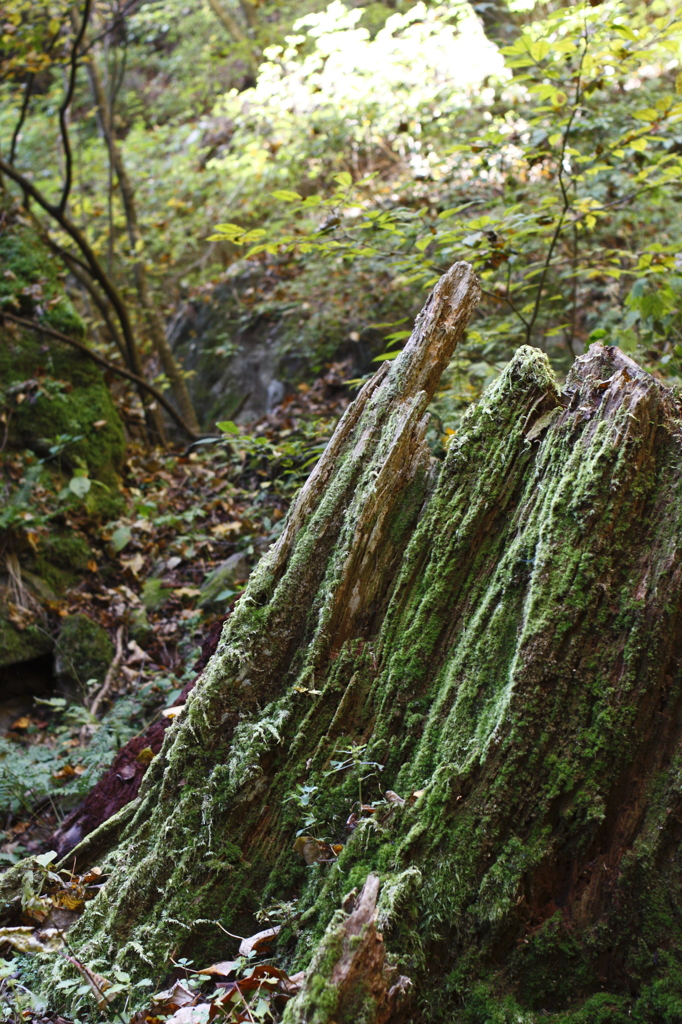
[39,262,682,1021]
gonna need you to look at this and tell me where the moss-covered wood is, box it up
[40,262,682,1022]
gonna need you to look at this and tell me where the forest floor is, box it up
[0,363,351,870]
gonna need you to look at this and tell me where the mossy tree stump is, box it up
[45,263,682,1022]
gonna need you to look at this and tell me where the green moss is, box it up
[0,206,126,485]
[31,532,93,592]
[0,225,84,338]
[54,613,114,690]
[34,339,682,1022]
[0,601,53,668]
[0,326,126,482]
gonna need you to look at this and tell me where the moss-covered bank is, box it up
[34,263,682,1022]
[0,208,125,486]
[0,200,126,674]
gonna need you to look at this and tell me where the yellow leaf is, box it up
[210,521,241,536]
[163,705,185,718]
[121,552,145,575]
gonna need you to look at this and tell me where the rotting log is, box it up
[35,261,682,1022]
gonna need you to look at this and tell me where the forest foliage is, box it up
[2,0,682,424]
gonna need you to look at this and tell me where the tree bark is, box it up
[40,262,682,1021]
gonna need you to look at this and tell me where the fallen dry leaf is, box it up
[197,960,240,978]
[163,705,185,718]
[65,956,113,1010]
[165,1006,210,1024]
[54,891,86,912]
[126,640,149,664]
[81,867,103,884]
[121,552,145,575]
[238,925,281,957]
[151,980,197,1014]
[280,969,305,996]
[293,836,340,865]
[0,927,63,953]
[210,521,242,536]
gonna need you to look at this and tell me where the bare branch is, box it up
[9,74,34,165]
[57,0,93,215]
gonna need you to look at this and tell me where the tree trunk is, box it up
[206,0,260,74]
[42,262,682,1021]
[85,49,201,436]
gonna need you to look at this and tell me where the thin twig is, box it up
[89,625,124,717]
[9,74,34,164]
[235,985,256,1023]
[525,19,588,344]
[216,922,247,942]
[57,0,92,215]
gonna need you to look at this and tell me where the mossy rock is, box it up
[0,600,52,670]
[53,613,114,692]
[0,204,126,488]
[0,219,84,339]
[198,552,250,609]
[29,532,94,594]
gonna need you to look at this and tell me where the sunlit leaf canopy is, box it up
[1,0,682,414]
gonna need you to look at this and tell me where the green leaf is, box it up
[111,525,132,552]
[69,476,91,499]
[35,850,57,867]
[240,229,267,243]
[210,223,244,240]
[271,190,302,201]
[216,420,240,435]
[334,172,352,187]
[372,351,400,362]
